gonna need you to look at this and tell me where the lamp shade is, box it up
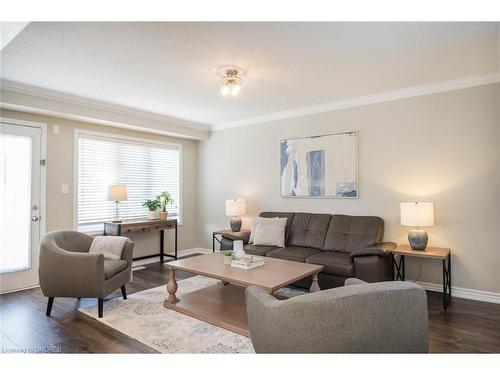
[225,199,246,217]
[107,184,128,202]
[400,202,434,227]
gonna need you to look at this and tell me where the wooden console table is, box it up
[393,244,451,309]
[104,218,178,262]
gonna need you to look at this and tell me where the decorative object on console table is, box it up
[143,198,161,220]
[104,218,178,262]
[107,184,128,223]
[225,199,246,232]
[393,244,451,310]
[400,202,434,250]
[158,191,174,220]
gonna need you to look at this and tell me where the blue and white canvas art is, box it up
[280,132,358,198]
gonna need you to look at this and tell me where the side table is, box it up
[393,244,451,309]
[212,229,251,251]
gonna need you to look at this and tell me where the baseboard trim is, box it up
[415,281,500,304]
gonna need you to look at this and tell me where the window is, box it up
[76,131,181,232]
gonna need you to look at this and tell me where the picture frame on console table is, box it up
[280,131,358,198]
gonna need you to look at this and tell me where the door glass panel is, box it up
[0,133,32,273]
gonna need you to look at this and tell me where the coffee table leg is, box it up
[310,272,321,293]
[166,269,179,304]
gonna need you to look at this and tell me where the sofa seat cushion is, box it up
[305,251,354,277]
[267,246,321,263]
[104,259,128,279]
[244,244,278,256]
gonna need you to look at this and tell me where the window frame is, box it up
[73,129,183,233]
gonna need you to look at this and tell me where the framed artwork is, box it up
[280,131,358,198]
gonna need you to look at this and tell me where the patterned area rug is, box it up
[79,275,304,353]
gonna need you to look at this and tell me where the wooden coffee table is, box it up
[163,252,323,336]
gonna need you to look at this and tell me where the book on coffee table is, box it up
[230,255,265,270]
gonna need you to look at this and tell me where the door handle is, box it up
[31,216,40,222]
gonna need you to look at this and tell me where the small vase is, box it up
[233,240,245,260]
[224,255,233,265]
[147,211,159,220]
[160,211,168,220]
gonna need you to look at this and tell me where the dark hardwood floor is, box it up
[1,259,499,353]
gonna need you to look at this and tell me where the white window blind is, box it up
[77,132,180,232]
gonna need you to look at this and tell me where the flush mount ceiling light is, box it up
[218,66,244,97]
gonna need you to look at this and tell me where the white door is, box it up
[0,121,44,293]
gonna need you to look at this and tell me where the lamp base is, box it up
[230,217,242,232]
[408,229,428,250]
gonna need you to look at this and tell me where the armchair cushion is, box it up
[104,259,128,279]
[306,251,354,277]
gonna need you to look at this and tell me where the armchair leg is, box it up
[46,297,54,316]
[98,298,103,318]
[121,285,127,300]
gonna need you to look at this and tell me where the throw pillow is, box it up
[89,236,129,260]
[252,219,287,247]
[249,216,287,243]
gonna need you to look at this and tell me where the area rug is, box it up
[79,275,304,353]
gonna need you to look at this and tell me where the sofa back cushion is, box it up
[286,213,332,249]
[323,214,384,252]
[259,212,295,240]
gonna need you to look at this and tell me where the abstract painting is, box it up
[280,131,358,198]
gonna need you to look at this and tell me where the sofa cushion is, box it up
[323,215,384,252]
[244,244,278,256]
[305,251,354,277]
[286,213,331,249]
[104,259,128,279]
[267,246,321,263]
[252,218,287,246]
[259,212,295,240]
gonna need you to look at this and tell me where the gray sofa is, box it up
[246,278,428,353]
[221,212,396,289]
[39,230,134,318]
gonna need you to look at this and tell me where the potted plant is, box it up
[142,199,161,219]
[222,250,235,265]
[157,191,174,220]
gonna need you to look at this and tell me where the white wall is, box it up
[198,83,500,294]
[0,109,199,257]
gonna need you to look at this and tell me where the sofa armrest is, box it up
[221,230,251,244]
[349,242,396,258]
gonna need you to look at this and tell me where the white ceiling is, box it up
[1,22,499,129]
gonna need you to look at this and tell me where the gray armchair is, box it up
[245,278,428,353]
[39,230,134,318]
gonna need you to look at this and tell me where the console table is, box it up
[104,218,178,262]
[393,244,451,309]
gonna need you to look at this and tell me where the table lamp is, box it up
[400,202,434,250]
[225,199,246,232]
[108,184,128,223]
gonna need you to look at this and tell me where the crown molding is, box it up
[212,73,500,131]
[0,79,211,132]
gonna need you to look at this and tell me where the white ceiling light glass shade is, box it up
[219,67,243,97]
